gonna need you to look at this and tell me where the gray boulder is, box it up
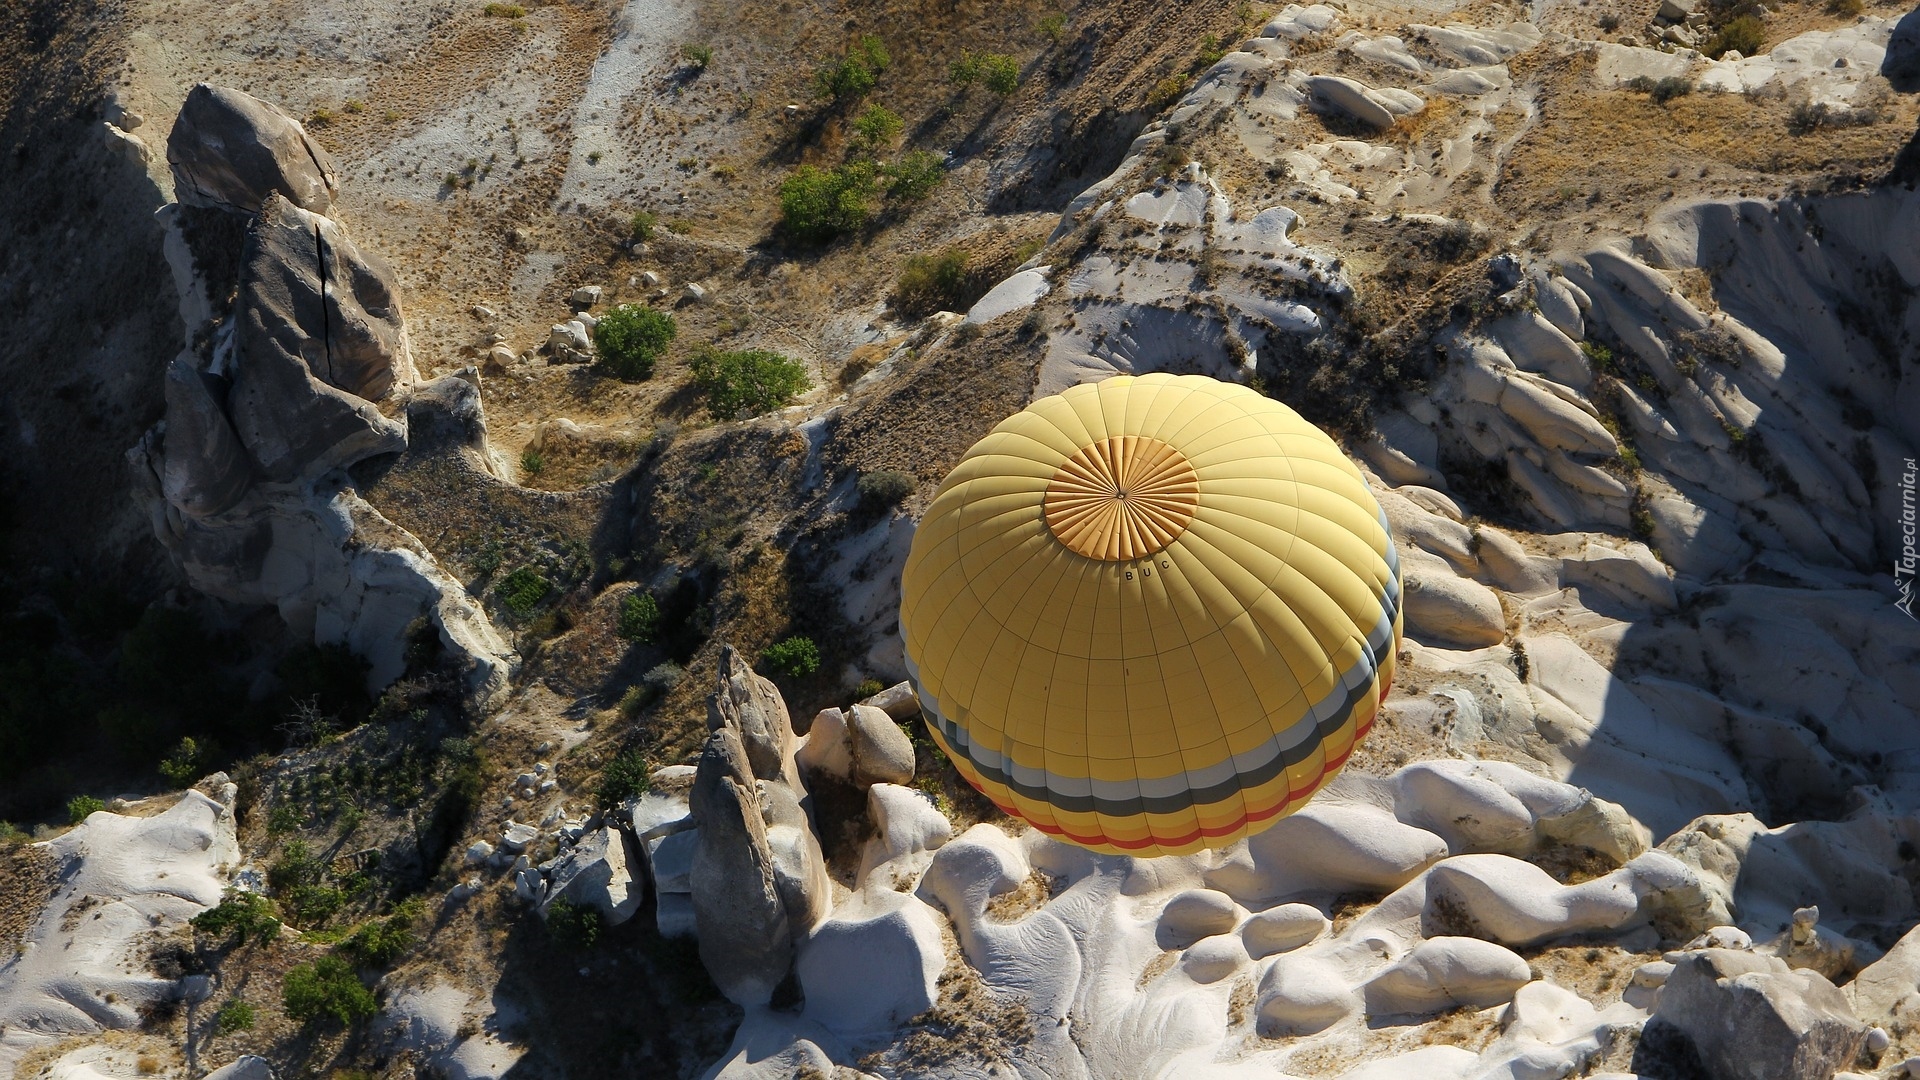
[226,194,409,482]
[168,84,337,214]
[1655,948,1871,1080]
[1303,75,1395,129]
[159,360,252,517]
[541,826,642,926]
[798,704,916,788]
[203,1058,276,1080]
[847,705,916,787]
[690,727,792,1005]
[1364,937,1533,1014]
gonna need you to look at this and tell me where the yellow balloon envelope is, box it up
[899,373,1402,857]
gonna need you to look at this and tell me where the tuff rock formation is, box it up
[128,86,508,702]
[168,83,337,214]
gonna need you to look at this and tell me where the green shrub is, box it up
[778,160,878,243]
[343,900,421,967]
[617,591,661,643]
[854,677,886,701]
[498,567,552,616]
[882,150,945,201]
[67,795,104,824]
[1038,12,1067,42]
[269,840,346,926]
[762,636,822,678]
[690,347,812,419]
[814,34,890,103]
[191,890,282,946]
[595,748,652,808]
[644,661,685,694]
[852,102,903,148]
[1196,33,1226,68]
[951,51,1018,92]
[1703,15,1765,58]
[1649,76,1693,104]
[592,304,677,380]
[1580,339,1616,373]
[895,248,970,317]
[282,955,377,1026]
[214,998,256,1034]
[681,43,713,69]
[979,54,1021,95]
[1148,73,1192,108]
[520,450,545,476]
[482,2,525,15]
[857,469,916,510]
[158,736,208,788]
[629,210,657,241]
[546,899,603,950]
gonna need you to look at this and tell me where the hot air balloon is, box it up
[899,373,1402,857]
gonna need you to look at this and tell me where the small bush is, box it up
[1148,73,1192,108]
[1196,33,1226,68]
[498,567,552,616]
[191,890,282,946]
[519,450,545,476]
[883,150,945,201]
[483,1,525,15]
[952,52,1019,94]
[214,998,256,1034]
[852,102,904,148]
[1829,0,1863,15]
[644,661,685,693]
[814,34,890,103]
[762,636,822,678]
[1788,100,1881,134]
[681,43,713,69]
[592,304,678,380]
[67,795,105,824]
[629,210,657,241]
[1580,339,1616,373]
[895,248,970,316]
[979,54,1021,95]
[282,955,377,1027]
[1703,15,1764,59]
[854,677,886,701]
[690,347,811,420]
[778,161,877,243]
[617,591,661,643]
[546,899,603,950]
[1038,12,1067,41]
[595,748,652,808]
[857,469,916,510]
[159,735,208,788]
[1649,76,1693,104]
[269,840,346,926]
[343,901,420,967]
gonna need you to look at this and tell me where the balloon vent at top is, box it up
[899,373,1403,857]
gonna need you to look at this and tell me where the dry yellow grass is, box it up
[1498,50,1917,234]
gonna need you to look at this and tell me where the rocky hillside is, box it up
[1,0,1918,1077]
